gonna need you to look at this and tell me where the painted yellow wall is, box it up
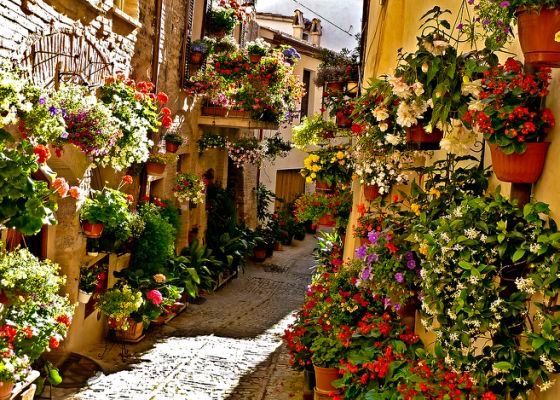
[353,2,560,397]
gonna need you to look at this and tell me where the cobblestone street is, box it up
[58,236,316,400]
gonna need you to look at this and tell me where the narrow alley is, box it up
[55,237,316,400]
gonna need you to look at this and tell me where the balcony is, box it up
[198,105,279,130]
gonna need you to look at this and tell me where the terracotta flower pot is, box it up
[249,54,263,63]
[202,106,228,117]
[114,319,144,341]
[317,214,335,227]
[253,247,267,262]
[82,222,104,239]
[406,125,443,149]
[489,142,550,184]
[313,365,340,393]
[274,241,283,251]
[326,81,344,93]
[315,181,334,193]
[364,184,380,201]
[517,8,560,67]
[78,290,92,304]
[210,28,227,38]
[0,381,14,400]
[146,162,166,176]
[190,51,204,65]
[166,142,180,153]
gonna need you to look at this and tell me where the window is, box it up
[114,0,139,20]
[300,69,312,118]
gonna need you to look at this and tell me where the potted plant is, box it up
[173,172,206,205]
[97,285,145,341]
[247,38,270,63]
[190,39,211,65]
[206,1,242,37]
[79,186,133,239]
[163,133,184,153]
[292,114,339,150]
[462,58,554,183]
[146,153,176,176]
[0,350,28,400]
[300,145,353,189]
[78,266,101,304]
[466,0,560,66]
[315,48,357,92]
[354,153,410,201]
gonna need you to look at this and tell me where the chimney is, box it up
[310,18,322,46]
[292,9,304,39]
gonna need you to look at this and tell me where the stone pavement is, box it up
[56,235,316,400]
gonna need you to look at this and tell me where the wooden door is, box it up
[275,169,306,210]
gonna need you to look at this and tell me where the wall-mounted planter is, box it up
[82,222,104,239]
[326,81,344,93]
[363,184,380,202]
[165,142,180,153]
[406,124,443,150]
[146,162,166,176]
[518,8,560,67]
[78,290,92,304]
[489,142,550,184]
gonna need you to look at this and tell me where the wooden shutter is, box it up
[275,169,306,210]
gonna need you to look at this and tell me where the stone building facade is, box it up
[0,0,263,353]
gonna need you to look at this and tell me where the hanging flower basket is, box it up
[363,184,380,201]
[313,365,340,393]
[81,222,104,239]
[317,214,335,227]
[489,142,550,184]
[326,81,344,93]
[517,8,560,67]
[406,124,443,149]
[165,142,180,153]
[0,381,14,400]
[78,290,92,304]
[146,162,166,176]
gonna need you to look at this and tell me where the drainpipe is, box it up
[140,0,164,201]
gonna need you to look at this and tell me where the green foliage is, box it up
[207,6,239,35]
[292,114,339,149]
[79,188,132,232]
[0,139,57,235]
[96,284,144,324]
[164,133,184,145]
[132,204,177,273]
[180,240,221,291]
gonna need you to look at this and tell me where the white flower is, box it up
[387,75,412,99]
[515,277,536,295]
[385,133,401,146]
[468,100,486,112]
[530,243,541,254]
[424,39,450,56]
[396,102,418,127]
[440,119,477,156]
[412,81,424,96]
[539,380,555,392]
[461,79,482,98]
[379,122,389,132]
[372,106,389,121]
[464,228,479,240]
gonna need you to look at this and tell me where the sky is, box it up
[255,0,363,51]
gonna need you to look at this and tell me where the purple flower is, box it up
[48,106,58,116]
[456,23,463,31]
[383,297,392,307]
[366,253,379,265]
[395,272,404,283]
[368,231,379,244]
[394,303,402,312]
[407,259,417,270]
[61,131,69,139]
[38,97,46,105]
[405,251,414,261]
[499,1,510,8]
[356,245,367,259]
[361,267,371,281]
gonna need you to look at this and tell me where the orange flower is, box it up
[161,107,171,116]
[68,186,81,199]
[52,177,69,197]
[122,175,133,185]
[127,194,134,202]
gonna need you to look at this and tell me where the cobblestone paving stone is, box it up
[62,235,316,400]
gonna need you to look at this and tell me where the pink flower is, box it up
[146,289,163,305]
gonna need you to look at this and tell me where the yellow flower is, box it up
[429,188,441,198]
[555,31,560,43]
[306,176,313,183]
[419,243,429,256]
[310,172,316,179]
[411,203,421,216]
[336,151,345,160]
[312,165,321,172]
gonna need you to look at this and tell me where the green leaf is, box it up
[512,248,526,263]
[492,361,513,371]
[532,337,547,350]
